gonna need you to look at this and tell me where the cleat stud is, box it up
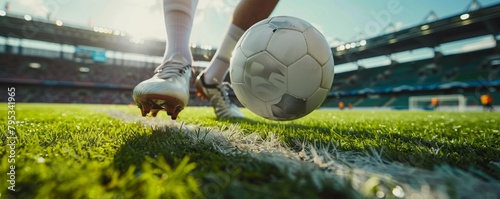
[138,103,148,117]
[142,103,153,116]
[170,106,182,120]
[165,106,175,116]
[151,109,160,117]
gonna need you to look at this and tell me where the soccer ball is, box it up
[229,16,334,121]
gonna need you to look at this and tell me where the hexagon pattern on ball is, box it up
[230,16,334,121]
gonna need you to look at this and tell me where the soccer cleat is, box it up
[133,56,191,120]
[195,73,244,119]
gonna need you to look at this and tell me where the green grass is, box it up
[1,103,499,198]
[175,107,500,177]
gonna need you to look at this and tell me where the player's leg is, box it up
[202,0,279,84]
[195,0,279,118]
[133,0,198,120]
[162,0,196,63]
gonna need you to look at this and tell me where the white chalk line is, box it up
[100,109,500,199]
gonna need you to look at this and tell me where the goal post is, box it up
[409,94,466,111]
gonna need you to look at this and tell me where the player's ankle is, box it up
[162,52,192,65]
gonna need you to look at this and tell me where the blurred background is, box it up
[0,0,498,110]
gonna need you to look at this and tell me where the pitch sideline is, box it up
[101,109,500,198]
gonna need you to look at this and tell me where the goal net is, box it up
[408,94,466,111]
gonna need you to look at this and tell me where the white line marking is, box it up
[102,109,500,198]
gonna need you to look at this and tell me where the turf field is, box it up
[1,103,499,198]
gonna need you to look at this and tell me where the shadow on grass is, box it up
[216,116,312,128]
[112,126,357,199]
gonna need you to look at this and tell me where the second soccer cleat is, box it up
[195,73,244,119]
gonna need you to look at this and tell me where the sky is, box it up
[2,0,499,71]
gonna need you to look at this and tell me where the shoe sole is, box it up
[135,94,184,120]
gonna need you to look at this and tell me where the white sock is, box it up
[204,24,245,84]
[162,0,198,64]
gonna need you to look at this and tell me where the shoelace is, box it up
[154,61,191,79]
[212,82,234,108]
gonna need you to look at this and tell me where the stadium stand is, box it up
[325,47,499,109]
[0,53,211,105]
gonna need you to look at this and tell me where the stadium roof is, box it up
[0,15,170,55]
[0,4,499,63]
[332,4,500,64]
